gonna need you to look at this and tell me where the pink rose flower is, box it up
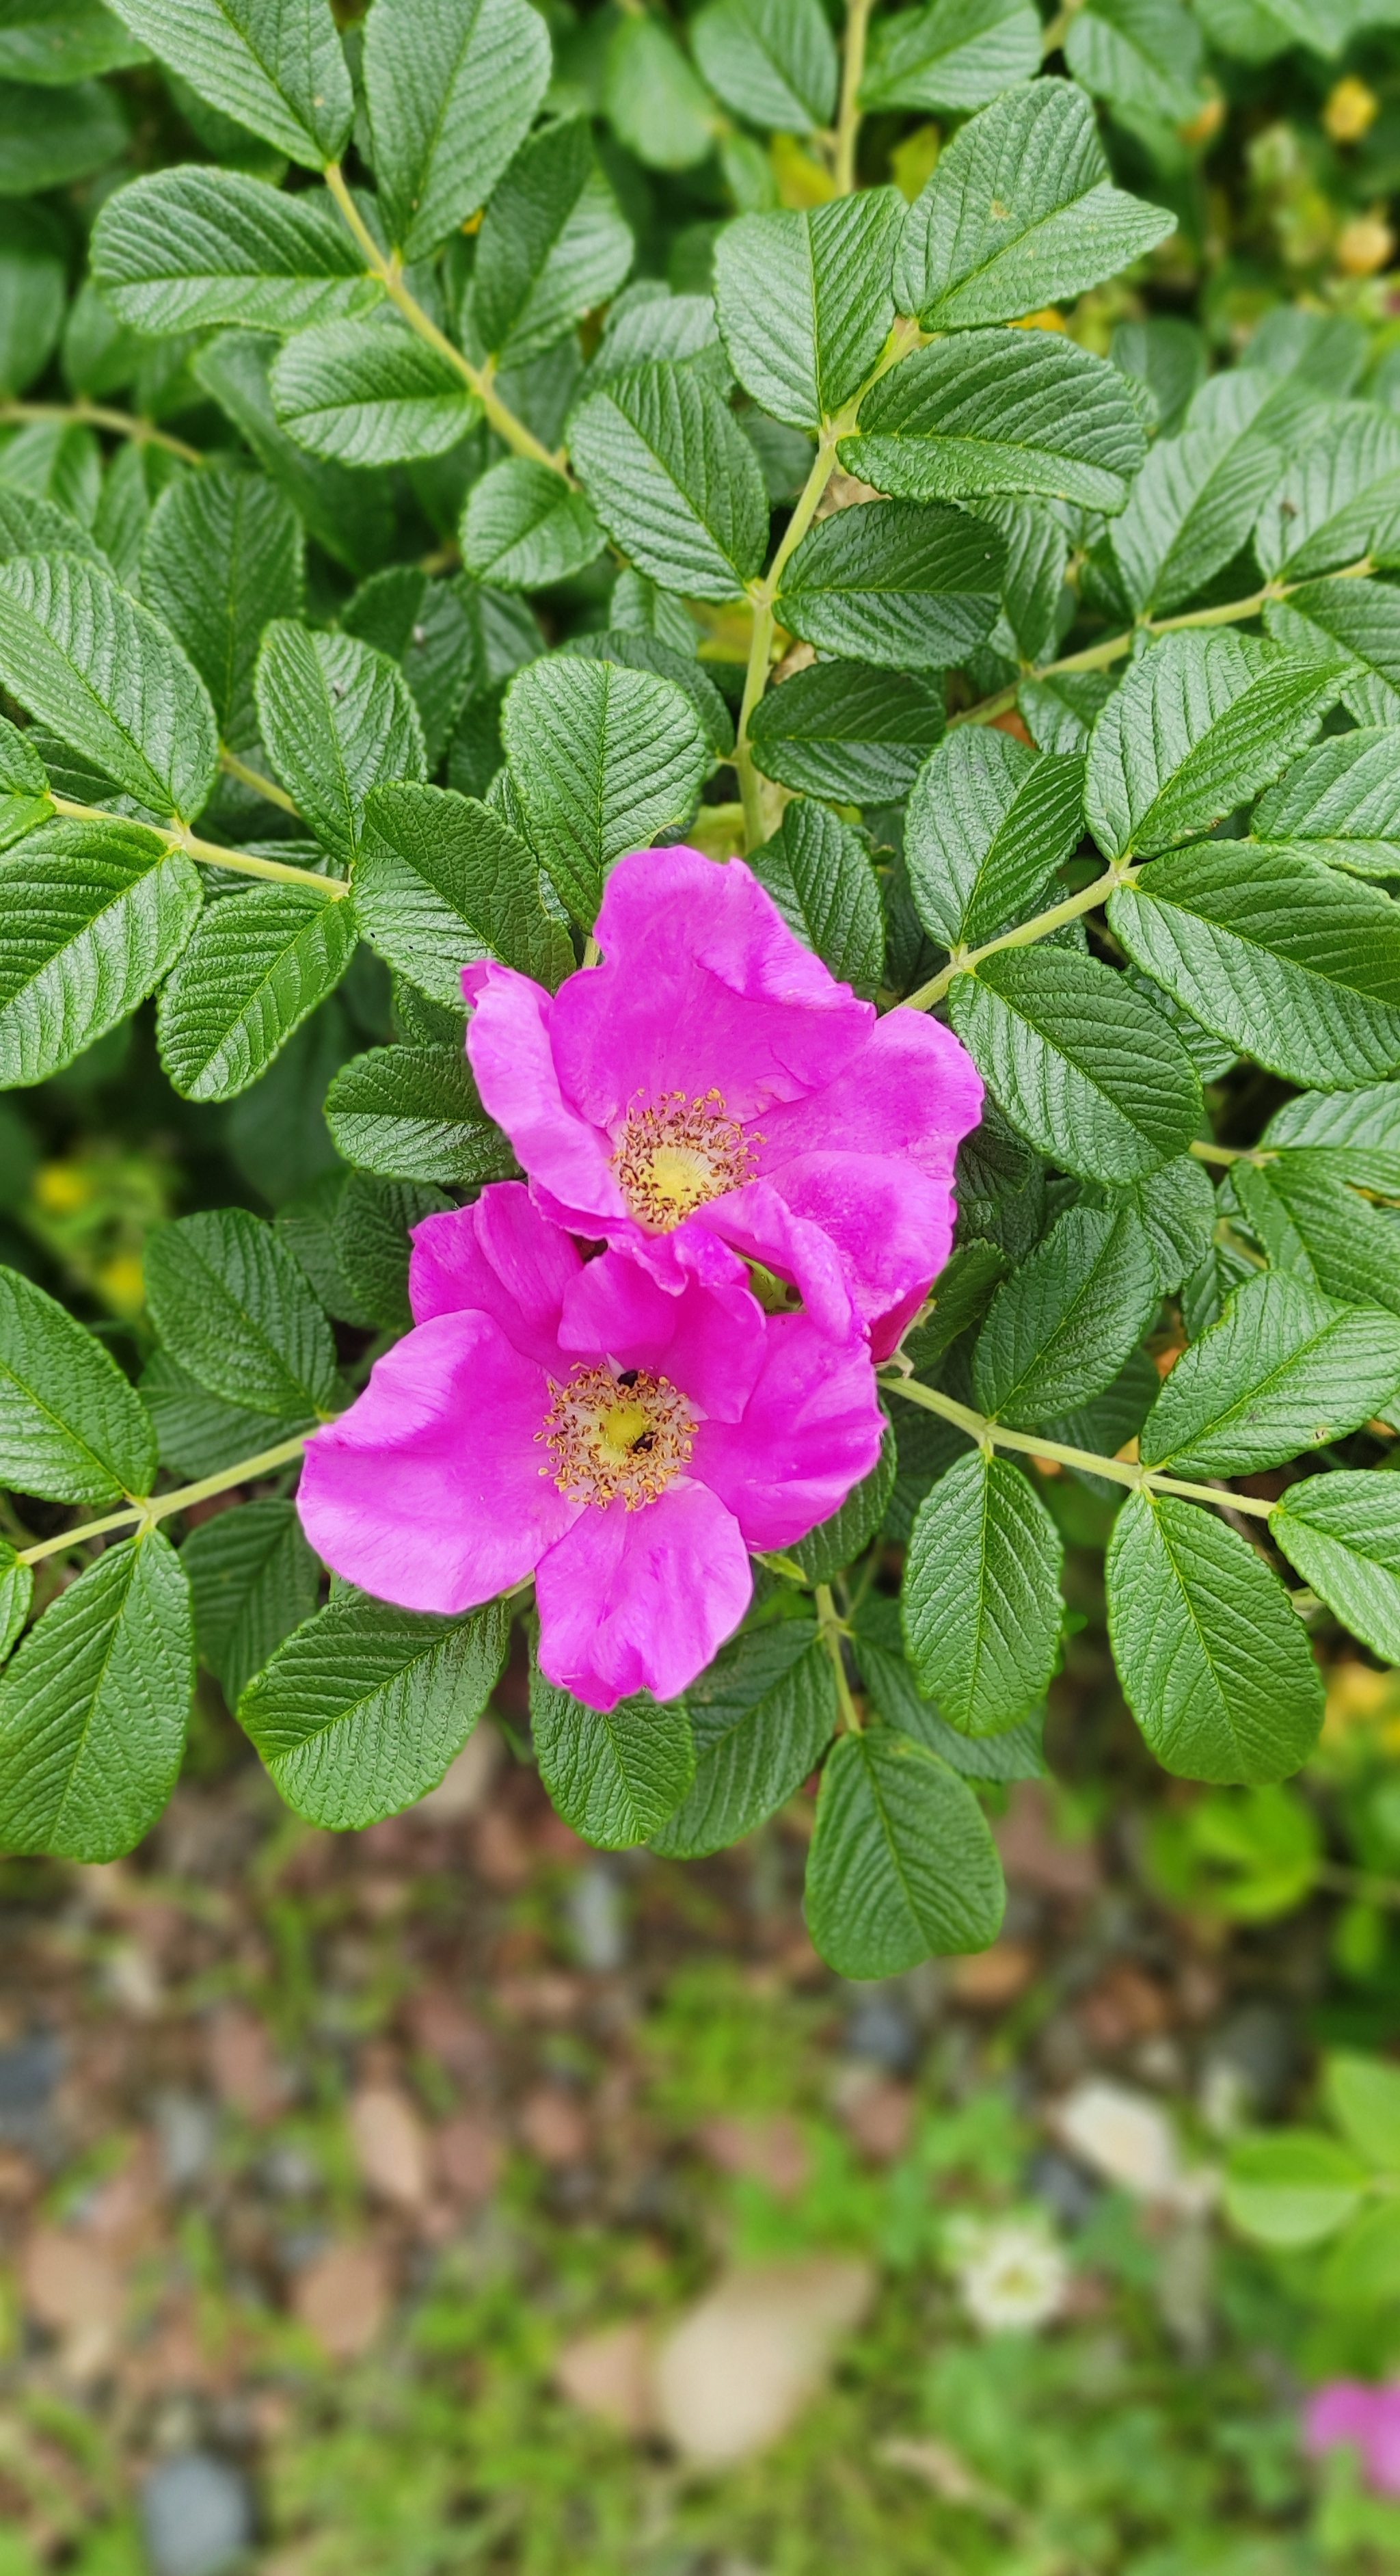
[462,845,984,1353]
[297,1183,885,1710]
[1305,2380,1400,2495]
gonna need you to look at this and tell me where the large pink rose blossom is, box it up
[297,1183,884,1711]
[1304,2380,1400,2495]
[463,846,984,1352]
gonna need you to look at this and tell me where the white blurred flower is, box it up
[947,2216,1068,2335]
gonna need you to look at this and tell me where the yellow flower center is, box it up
[537,1364,697,1509]
[612,1090,757,1232]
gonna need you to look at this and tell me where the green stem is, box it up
[736,431,844,848]
[49,794,349,897]
[880,1374,1279,1517]
[0,397,202,466]
[1189,1139,1275,1168]
[17,1434,311,1567]
[902,858,1140,1013]
[322,163,564,475]
[219,746,299,814]
[816,1580,863,1729]
[834,0,876,196]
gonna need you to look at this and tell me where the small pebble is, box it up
[566,1864,628,1972]
[140,2452,252,2576]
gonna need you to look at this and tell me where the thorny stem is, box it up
[51,794,351,897]
[902,858,1140,1012]
[219,746,299,814]
[880,1374,1280,1519]
[834,0,876,196]
[816,1581,863,1730]
[322,163,565,475]
[0,397,202,466]
[16,1435,312,1567]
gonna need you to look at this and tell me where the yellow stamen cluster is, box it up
[537,1364,696,1509]
[612,1089,757,1232]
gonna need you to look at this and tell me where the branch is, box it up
[0,397,202,466]
[901,856,1140,1012]
[219,747,299,814]
[16,1434,311,1567]
[816,1580,863,1729]
[50,794,350,897]
[880,1374,1279,1518]
[834,0,876,196]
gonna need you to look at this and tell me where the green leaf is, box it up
[0,1531,191,1860]
[0,1539,30,1664]
[1020,667,1114,754]
[895,75,1174,329]
[776,499,1002,669]
[1266,575,1400,727]
[0,1261,156,1503]
[194,330,397,577]
[141,468,303,754]
[851,1593,1046,1778]
[651,1616,837,1859]
[1326,2052,1400,2172]
[0,204,66,397]
[861,0,1040,112]
[751,797,884,996]
[1273,1474,1400,1666]
[461,457,602,591]
[1098,1152,1215,1297]
[325,1042,515,1186]
[0,1,145,81]
[343,566,481,773]
[973,494,1070,664]
[903,1239,1010,1371]
[905,728,1085,949]
[1086,633,1341,862]
[271,319,478,466]
[144,1206,340,1420]
[501,654,708,927]
[363,0,550,262]
[182,1495,319,1706]
[1320,2198,1400,2309]
[557,630,735,760]
[356,780,572,1000]
[105,0,352,168]
[0,818,202,1087]
[334,1172,450,1329]
[1142,1273,1400,1476]
[530,1658,695,1849]
[1064,0,1204,122]
[1224,2130,1367,2248]
[470,116,632,371]
[1227,1152,1400,1316]
[692,0,836,129]
[846,327,1146,514]
[603,14,715,173]
[792,1424,898,1582]
[1108,843,1400,1089]
[1256,403,1400,585]
[1110,313,1204,436]
[948,946,1203,1184]
[92,168,378,336]
[748,658,945,802]
[805,1727,1006,1976]
[713,191,904,433]
[239,1590,509,1828]
[1109,371,1282,617]
[141,1346,312,1478]
[0,71,126,193]
[1264,1079,1400,1171]
[156,881,358,1103]
[0,553,218,821]
[1107,1490,1323,1783]
[902,1448,1062,1734]
[569,360,770,602]
[1252,726,1400,879]
[973,1203,1159,1426]
[255,622,425,864]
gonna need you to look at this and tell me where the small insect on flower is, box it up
[946,2215,1069,2336]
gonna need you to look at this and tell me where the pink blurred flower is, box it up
[297,1183,883,1711]
[463,846,983,1351]
[1304,2380,1400,2495]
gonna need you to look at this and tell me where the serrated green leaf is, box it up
[0,1530,191,1859]
[530,1656,695,1848]
[364,0,550,261]
[1097,1152,1215,1297]
[355,779,573,1000]
[903,1240,1010,1371]
[902,1447,1062,1733]
[1141,1273,1400,1475]
[239,1589,509,1828]
[1274,1473,1400,1666]
[1264,1079,1400,1167]
[751,797,884,996]
[1107,1490,1323,1783]
[792,1424,898,1582]
[602,14,715,172]
[651,1616,837,1858]
[569,359,769,601]
[557,629,735,758]
[851,1593,1046,1777]
[1265,575,1400,726]
[0,71,126,194]
[0,1261,156,1503]
[692,0,836,128]
[0,485,103,574]
[325,1042,515,1186]
[0,818,202,1088]
[948,946,1203,1184]
[271,318,479,466]
[0,1539,30,1664]
[1326,2053,1400,2171]
[141,468,304,752]
[1064,0,1204,122]
[1086,633,1340,862]
[713,191,904,432]
[1224,2129,1367,2248]
[92,168,378,336]
[0,0,145,83]
[1110,313,1204,436]
[973,1202,1159,1426]
[1255,403,1400,584]
[1109,370,1282,618]
[846,328,1146,513]
[971,493,1070,663]
[861,0,1040,112]
[105,0,351,168]
[1108,843,1400,1088]
[1020,667,1114,754]
[470,115,632,371]
[1252,726,1400,879]
[342,566,479,772]
[906,728,1084,949]
[255,622,425,864]
[0,553,218,821]
[501,654,708,927]
[748,658,945,802]
[1228,1152,1400,1316]
[896,76,1174,329]
[776,499,1002,669]
[156,881,357,1103]
[334,1172,450,1329]
[805,1726,1006,1975]
[140,1346,312,1478]
[182,1495,319,1706]
[144,1206,339,1419]
[0,204,66,399]
[461,457,602,590]
[194,331,397,577]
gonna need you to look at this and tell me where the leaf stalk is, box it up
[16,1434,312,1567]
[880,1373,1279,1519]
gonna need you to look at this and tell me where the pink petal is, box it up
[694,1311,885,1550]
[409,1182,582,1366]
[1304,2381,1382,2455]
[558,1245,765,1423]
[759,1005,984,1181]
[766,1149,956,1330]
[870,1282,929,1364]
[686,1176,856,1342]
[298,1312,576,1610]
[535,1480,752,1708]
[465,962,625,1230]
